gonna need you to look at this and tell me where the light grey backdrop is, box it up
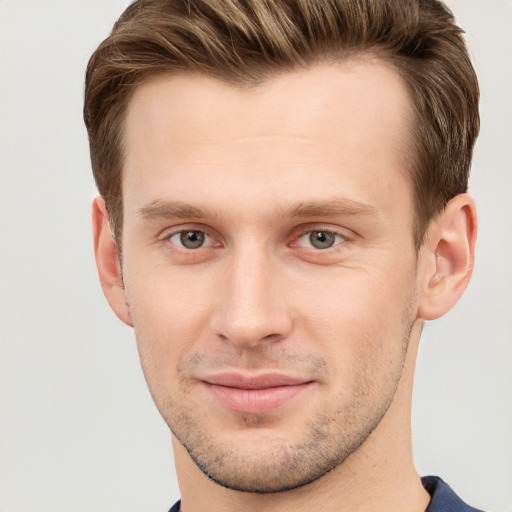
[0,1,510,511]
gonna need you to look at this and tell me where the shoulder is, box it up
[167,500,181,512]
[423,476,486,512]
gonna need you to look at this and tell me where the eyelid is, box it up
[159,224,221,248]
[157,222,352,250]
[169,230,211,249]
[290,224,353,247]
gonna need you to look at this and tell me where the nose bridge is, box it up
[211,240,292,348]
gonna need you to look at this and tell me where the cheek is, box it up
[123,264,218,382]
[295,264,417,371]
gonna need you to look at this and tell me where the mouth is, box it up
[201,373,314,415]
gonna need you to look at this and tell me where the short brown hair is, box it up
[84,0,479,248]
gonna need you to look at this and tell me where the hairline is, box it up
[109,51,426,252]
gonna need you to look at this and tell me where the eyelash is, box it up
[292,228,347,250]
[163,227,219,250]
[162,225,349,252]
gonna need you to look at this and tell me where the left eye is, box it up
[168,230,211,249]
[298,230,345,249]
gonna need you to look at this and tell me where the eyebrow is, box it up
[284,199,378,219]
[137,198,378,222]
[138,200,217,220]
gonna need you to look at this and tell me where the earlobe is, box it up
[417,193,477,321]
[92,196,133,327]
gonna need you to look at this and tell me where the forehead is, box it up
[125,58,412,150]
[122,59,413,223]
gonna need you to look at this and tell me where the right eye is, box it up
[295,229,345,250]
[168,230,212,249]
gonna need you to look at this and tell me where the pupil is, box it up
[180,231,205,249]
[310,231,334,249]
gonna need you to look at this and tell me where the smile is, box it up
[201,373,314,415]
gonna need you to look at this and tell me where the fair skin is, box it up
[93,59,476,512]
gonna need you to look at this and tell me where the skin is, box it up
[93,58,477,512]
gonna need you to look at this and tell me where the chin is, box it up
[168,407,380,494]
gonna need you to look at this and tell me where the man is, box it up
[84,1,482,511]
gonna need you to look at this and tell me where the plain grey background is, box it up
[0,1,511,511]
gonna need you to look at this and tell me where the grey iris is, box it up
[309,231,335,249]
[180,231,205,249]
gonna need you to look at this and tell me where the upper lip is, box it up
[201,373,312,390]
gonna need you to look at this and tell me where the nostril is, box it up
[262,333,282,342]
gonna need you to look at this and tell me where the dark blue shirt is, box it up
[422,476,485,512]
[168,475,485,512]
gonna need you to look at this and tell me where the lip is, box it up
[201,373,314,414]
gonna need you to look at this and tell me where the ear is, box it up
[92,196,133,327]
[417,193,477,321]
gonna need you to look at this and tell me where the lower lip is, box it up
[204,382,312,414]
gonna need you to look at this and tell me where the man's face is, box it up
[120,60,421,492]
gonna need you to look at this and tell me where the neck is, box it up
[174,320,430,512]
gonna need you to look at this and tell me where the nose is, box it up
[209,246,293,349]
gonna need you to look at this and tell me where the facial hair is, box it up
[155,317,413,494]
